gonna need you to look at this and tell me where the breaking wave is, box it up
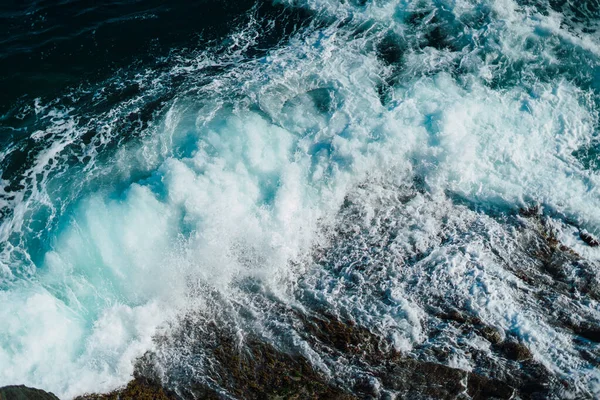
[1,0,600,398]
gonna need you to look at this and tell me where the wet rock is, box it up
[519,205,543,218]
[298,313,515,399]
[570,323,600,343]
[79,309,557,400]
[514,269,536,285]
[201,333,355,400]
[381,360,465,398]
[466,373,517,400]
[438,309,471,325]
[580,231,600,247]
[432,308,503,345]
[145,317,357,400]
[496,340,533,361]
[0,386,59,400]
[298,312,385,362]
[380,359,514,400]
[515,212,600,304]
[516,360,558,398]
[579,349,600,367]
[478,326,503,345]
[75,377,175,400]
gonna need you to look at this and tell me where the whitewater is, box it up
[1,0,600,398]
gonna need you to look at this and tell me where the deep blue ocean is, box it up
[1,0,600,398]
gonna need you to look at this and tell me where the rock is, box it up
[297,313,515,399]
[202,333,356,400]
[467,373,516,400]
[0,386,59,400]
[571,323,600,343]
[381,359,514,400]
[76,311,552,399]
[519,206,541,218]
[381,360,465,399]
[496,340,533,361]
[580,231,600,247]
[144,318,357,400]
[298,312,385,362]
[75,377,174,400]
[479,326,503,345]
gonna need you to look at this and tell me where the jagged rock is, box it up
[0,386,59,400]
[496,340,533,361]
[380,359,515,400]
[519,206,542,218]
[199,333,356,400]
[73,309,557,400]
[570,323,600,343]
[75,377,175,400]
[479,326,503,345]
[297,313,516,399]
[580,231,600,247]
[142,318,358,400]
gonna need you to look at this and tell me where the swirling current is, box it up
[1,0,600,399]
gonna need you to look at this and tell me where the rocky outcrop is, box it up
[0,386,59,400]
[297,313,519,399]
[8,202,598,400]
[74,377,175,400]
[73,310,524,400]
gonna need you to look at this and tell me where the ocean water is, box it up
[1,0,600,398]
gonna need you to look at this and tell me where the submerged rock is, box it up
[0,386,59,400]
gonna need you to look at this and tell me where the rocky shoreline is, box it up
[1,312,551,399]
[4,207,600,399]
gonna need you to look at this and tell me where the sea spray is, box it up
[0,0,599,398]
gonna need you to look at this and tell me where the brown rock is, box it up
[75,377,174,400]
[479,326,503,345]
[580,231,600,247]
[496,341,533,361]
[381,359,514,400]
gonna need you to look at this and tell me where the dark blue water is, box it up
[0,1,251,109]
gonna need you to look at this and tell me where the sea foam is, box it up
[0,0,599,397]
